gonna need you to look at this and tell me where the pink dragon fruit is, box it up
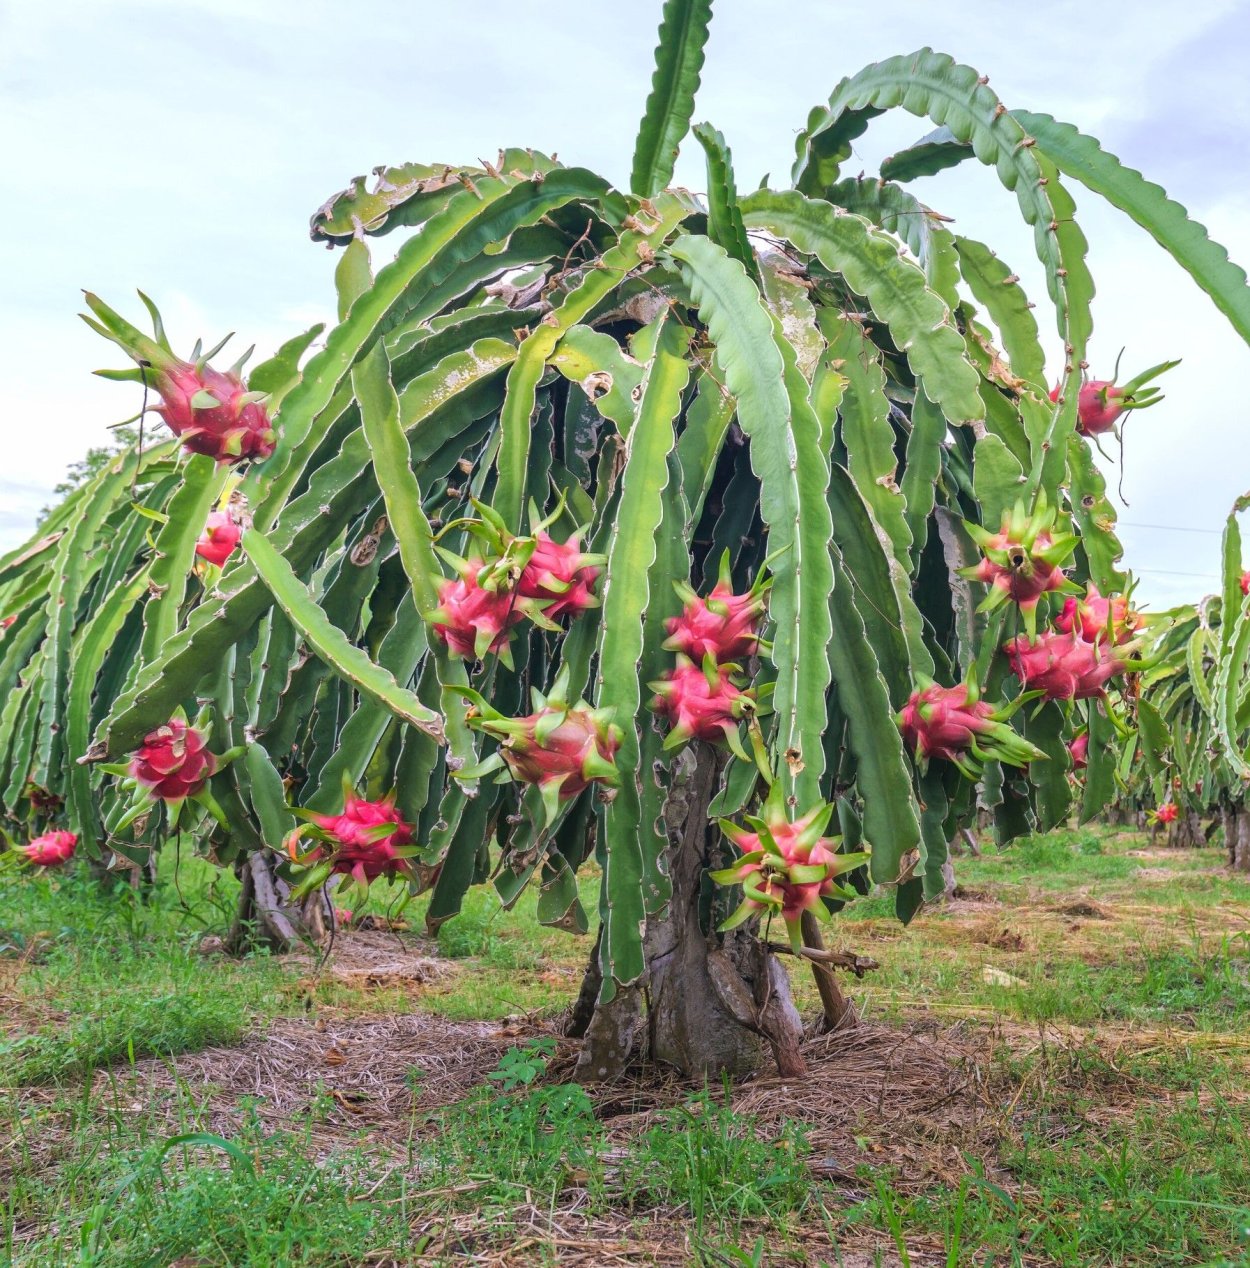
[650,656,757,757]
[516,531,603,620]
[427,556,524,665]
[0,615,15,634]
[709,785,870,953]
[129,716,217,802]
[194,511,243,568]
[1151,802,1179,825]
[961,498,1078,633]
[83,293,276,464]
[1241,571,1250,598]
[21,830,78,867]
[334,906,356,929]
[663,555,769,663]
[1054,583,1140,645]
[292,791,415,886]
[457,669,621,823]
[1049,359,1178,438]
[896,678,1045,779]
[1068,731,1089,771]
[1004,629,1131,701]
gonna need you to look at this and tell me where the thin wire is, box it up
[1119,521,1221,536]
[1133,567,1220,578]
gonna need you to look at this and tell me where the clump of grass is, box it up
[619,1084,815,1229]
[11,1107,418,1266]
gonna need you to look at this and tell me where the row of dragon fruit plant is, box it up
[2,0,1248,1076]
[1113,498,1250,868]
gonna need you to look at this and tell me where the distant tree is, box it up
[40,428,139,520]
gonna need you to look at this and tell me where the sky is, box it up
[2,0,1248,611]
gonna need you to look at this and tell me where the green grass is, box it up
[839,1086,1250,1267]
[2,825,1250,1264]
[8,1104,421,1266]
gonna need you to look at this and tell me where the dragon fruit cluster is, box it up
[457,668,621,823]
[1049,358,1178,439]
[897,677,1044,780]
[287,790,416,890]
[1003,581,1139,703]
[961,497,1078,635]
[709,784,870,953]
[427,503,603,667]
[83,293,276,464]
[651,554,769,761]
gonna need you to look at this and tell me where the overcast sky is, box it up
[2,0,1248,610]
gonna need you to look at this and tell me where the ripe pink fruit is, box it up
[1153,802,1179,825]
[710,786,870,952]
[1049,359,1178,438]
[1003,630,1129,701]
[664,583,767,663]
[500,707,620,800]
[83,293,275,465]
[458,671,621,822]
[664,554,769,663]
[650,657,756,752]
[896,679,1044,778]
[194,511,243,567]
[129,717,216,802]
[961,499,1077,632]
[0,615,14,634]
[1068,731,1089,771]
[1241,571,1250,598]
[150,360,276,463]
[427,557,524,664]
[334,906,356,928]
[22,830,78,867]
[1055,584,1140,645]
[516,531,602,620]
[302,792,414,886]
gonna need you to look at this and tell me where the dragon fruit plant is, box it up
[3,0,1246,1076]
[1118,496,1250,871]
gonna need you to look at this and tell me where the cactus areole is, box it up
[12,0,1235,1082]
